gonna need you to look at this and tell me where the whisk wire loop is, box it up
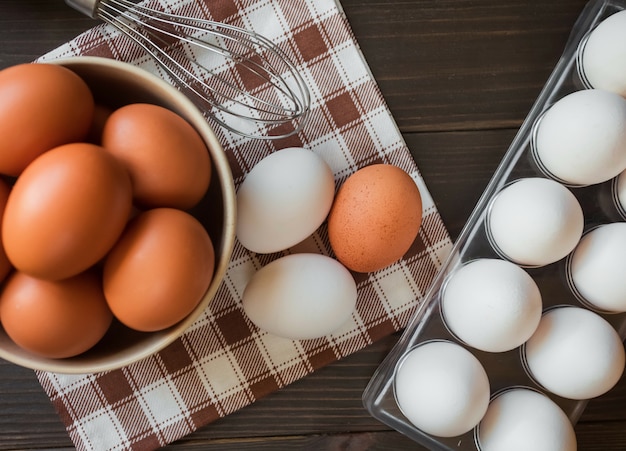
[67,0,310,139]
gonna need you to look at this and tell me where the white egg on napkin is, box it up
[242,253,357,340]
[236,147,335,254]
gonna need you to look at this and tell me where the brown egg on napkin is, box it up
[328,164,423,273]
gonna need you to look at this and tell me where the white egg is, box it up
[236,147,335,253]
[394,340,490,438]
[580,10,626,98]
[533,89,626,186]
[523,306,625,400]
[487,178,584,267]
[441,259,542,352]
[569,223,626,312]
[477,388,577,451]
[242,253,357,340]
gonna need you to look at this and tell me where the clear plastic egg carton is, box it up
[362,0,626,449]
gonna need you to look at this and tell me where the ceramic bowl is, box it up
[0,56,236,374]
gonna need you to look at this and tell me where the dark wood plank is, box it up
[168,431,420,450]
[0,361,73,449]
[405,129,515,237]
[341,0,589,133]
[0,0,94,67]
[1,1,626,450]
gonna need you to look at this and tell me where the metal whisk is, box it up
[65,0,311,139]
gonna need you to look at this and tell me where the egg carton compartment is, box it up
[362,0,626,450]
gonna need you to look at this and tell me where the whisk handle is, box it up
[65,0,99,19]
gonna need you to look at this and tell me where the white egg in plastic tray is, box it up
[362,0,626,449]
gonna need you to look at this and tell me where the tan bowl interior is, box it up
[0,56,236,374]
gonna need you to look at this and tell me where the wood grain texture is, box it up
[341,0,588,133]
[1,1,625,450]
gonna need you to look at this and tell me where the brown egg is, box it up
[0,179,12,284]
[2,143,132,281]
[102,103,212,209]
[0,63,94,176]
[0,270,113,359]
[328,164,423,273]
[103,208,215,332]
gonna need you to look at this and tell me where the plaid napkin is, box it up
[34,0,452,449]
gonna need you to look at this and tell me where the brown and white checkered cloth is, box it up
[34,0,452,449]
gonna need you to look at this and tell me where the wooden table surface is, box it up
[1,0,626,450]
